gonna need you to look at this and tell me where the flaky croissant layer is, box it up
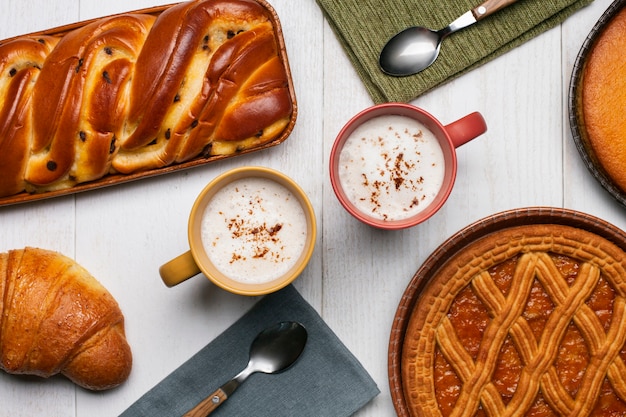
[0,247,132,390]
[0,0,293,197]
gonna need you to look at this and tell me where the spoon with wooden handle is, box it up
[183,321,308,417]
[379,0,518,76]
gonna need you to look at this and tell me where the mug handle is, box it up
[444,112,487,148]
[159,250,202,287]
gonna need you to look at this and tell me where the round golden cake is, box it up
[402,224,626,416]
[581,5,626,192]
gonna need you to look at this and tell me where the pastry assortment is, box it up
[400,223,626,416]
[0,0,295,201]
[0,247,131,391]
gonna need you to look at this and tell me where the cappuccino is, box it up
[200,177,308,284]
[338,115,445,221]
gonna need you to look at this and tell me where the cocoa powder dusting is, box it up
[222,194,287,265]
[364,131,424,217]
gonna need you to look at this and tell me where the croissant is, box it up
[0,0,293,197]
[0,247,132,390]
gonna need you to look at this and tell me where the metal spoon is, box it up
[183,321,307,417]
[379,0,518,76]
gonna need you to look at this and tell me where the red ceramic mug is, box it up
[329,103,487,230]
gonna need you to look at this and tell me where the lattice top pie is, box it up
[402,224,626,416]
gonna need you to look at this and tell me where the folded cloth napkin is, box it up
[316,0,593,103]
[120,285,379,417]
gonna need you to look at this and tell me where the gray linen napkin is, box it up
[120,285,379,416]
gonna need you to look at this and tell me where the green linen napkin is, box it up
[120,285,379,417]
[316,0,593,103]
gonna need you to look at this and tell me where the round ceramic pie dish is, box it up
[569,0,626,207]
[388,207,626,416]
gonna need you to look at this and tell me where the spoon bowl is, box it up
[184,321,307,416]
[379,0,518,76]
[243,321,308,375]
[379,26,443,76]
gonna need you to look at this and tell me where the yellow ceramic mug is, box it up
[159,166,316,296]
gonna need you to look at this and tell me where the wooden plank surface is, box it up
[0,0,623,415]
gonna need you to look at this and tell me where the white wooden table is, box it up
[1,0,624,415]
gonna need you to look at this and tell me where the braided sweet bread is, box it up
[402,224,626,416]
[0,0,294,198]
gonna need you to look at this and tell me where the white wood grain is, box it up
[0,0,621,415]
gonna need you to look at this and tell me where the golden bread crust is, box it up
[27,14,155,189]
[402,224,626,416]
[0,247,131,390]
[0,36,58,196]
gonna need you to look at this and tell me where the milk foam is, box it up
[200,177,307,284]
[338,115,445,221]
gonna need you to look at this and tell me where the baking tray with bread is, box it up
[0,0,297,207]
